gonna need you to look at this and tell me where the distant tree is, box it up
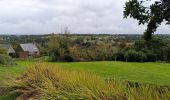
[0,48,7,55]
[74,38,84,45]
[11,41,19,50]
[125,50,146,62]
[134,39,146,50]
[119,41,127,49]
[48,48,60,62]
[124,0,170,41]
[68,46,80,61]
[48,34,60,51]
[163,43,170,62]
[116,51,126,61]
[133,37,164,61]
[145,50,157,62]
[48,34,74,62]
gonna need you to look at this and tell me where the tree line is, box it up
[47,34,170,62]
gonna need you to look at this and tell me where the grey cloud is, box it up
[0,0,169,34]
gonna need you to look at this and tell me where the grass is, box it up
[4,63,170,100]
[1,61,170,85]
[0,61,170,99]
[0,61,32,100]
[0,61,31,81]
[54,61,170,86]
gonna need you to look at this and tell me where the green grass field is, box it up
[1,61,170,86]
[56,62,170,86]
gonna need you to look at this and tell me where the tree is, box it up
[124,0,170,41]
[48,34,60,51]
[124,50,146,62]
[68,46,80,61]
[48,34,74,62]
[0,48,7,55]
[163,43,170,62]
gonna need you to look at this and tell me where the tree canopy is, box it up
[124,0,170,41]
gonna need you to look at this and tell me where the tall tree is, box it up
[124,0,170,41]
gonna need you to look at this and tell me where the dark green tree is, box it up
[124,0,170,41]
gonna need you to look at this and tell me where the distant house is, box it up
[16,43,40,59]
[0,44,15,56]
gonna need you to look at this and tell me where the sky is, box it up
[0,0,169,35]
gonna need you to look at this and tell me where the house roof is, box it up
[0,44,15,53]
[20,43,39,52]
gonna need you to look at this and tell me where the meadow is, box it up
[1,61,170,99]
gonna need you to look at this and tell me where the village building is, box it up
[0,44,15,57]
[16,43,40,59]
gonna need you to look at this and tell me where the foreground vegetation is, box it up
[1,63,170,100]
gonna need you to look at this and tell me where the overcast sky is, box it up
[0,0,169,35]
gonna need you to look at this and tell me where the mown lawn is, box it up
[55,62,170,86]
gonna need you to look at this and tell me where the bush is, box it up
[64,53,73,62]
[145,51,157,62]
[115,51,126,61]
[7,63,170,100]
[163,43,170,62]
[0,48,7,55]
[48,48,60,62]
[0,54,15,66]
[125,50,146,62]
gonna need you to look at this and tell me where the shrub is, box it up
[115,51,126,61]
[48,48,60,62]
[0,54,15,66]
[163,43,170,62]
[7,63,170,100]
[145,51,157,62]
[125,50,146,62]
[64,53,73,62]
[0,48,7,55]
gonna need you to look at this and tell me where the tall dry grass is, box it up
[7,63,170,100]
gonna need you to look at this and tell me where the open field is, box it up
[56,62,170,86]
[0,61,170,86]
